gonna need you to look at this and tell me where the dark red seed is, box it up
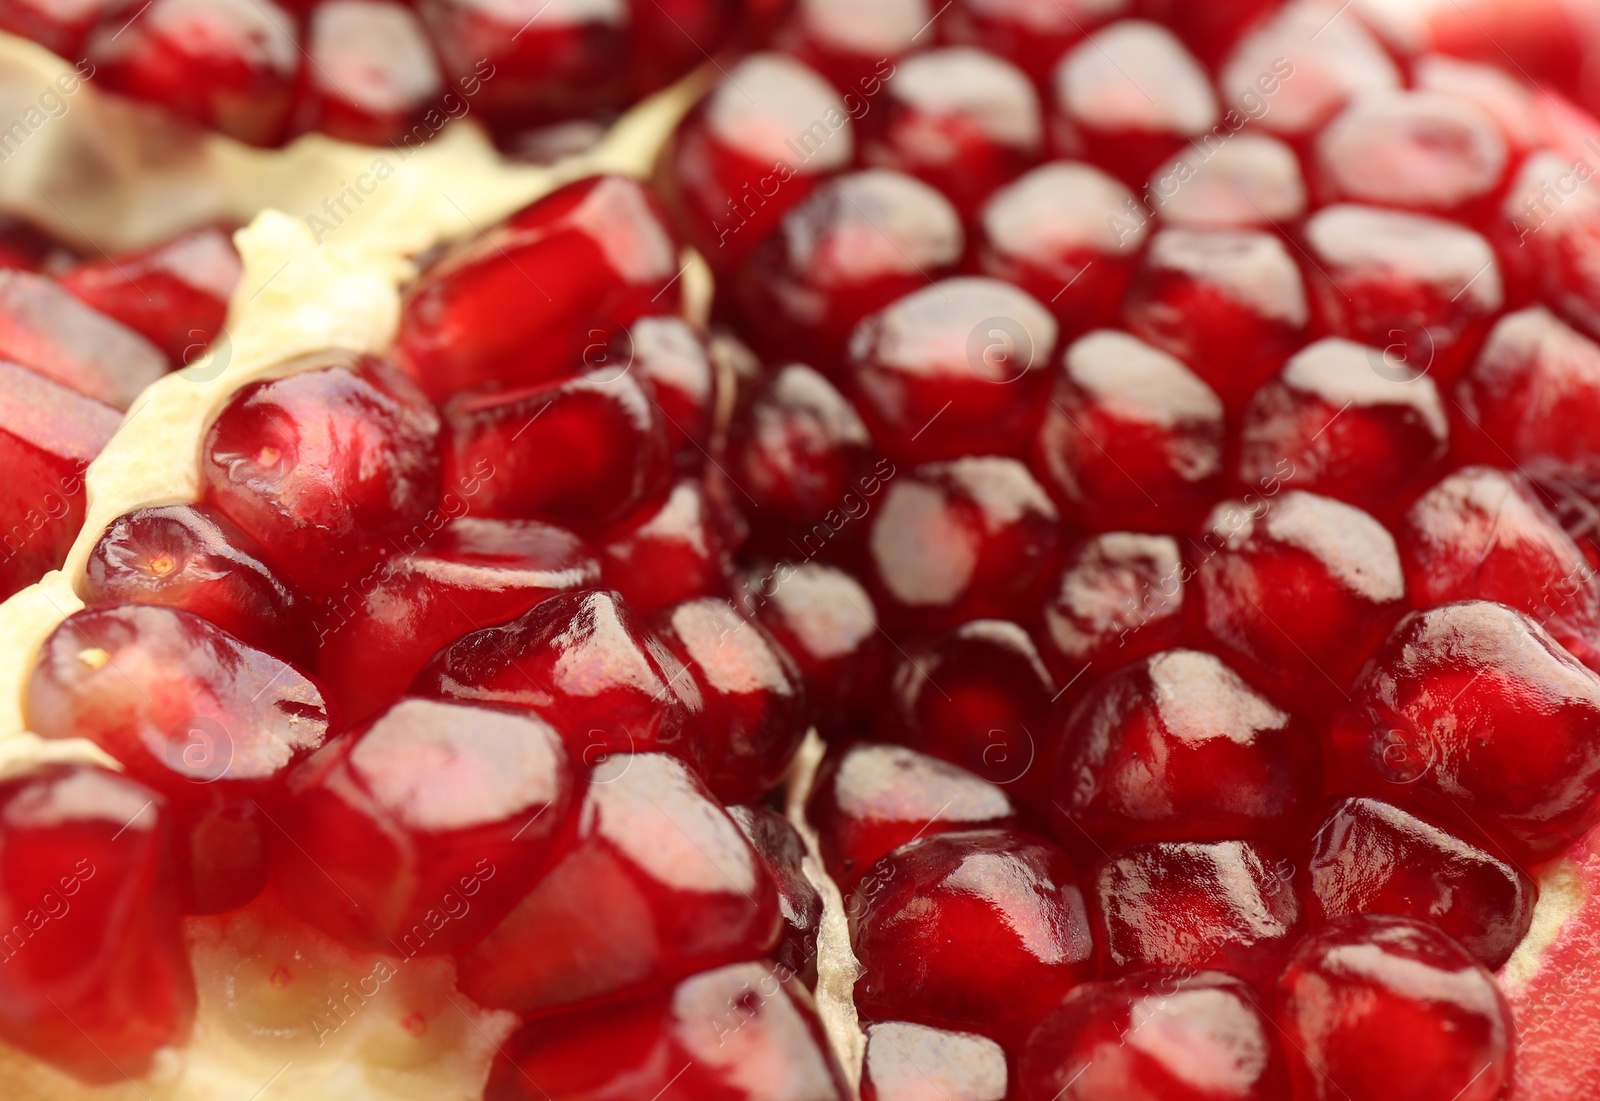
[774,0,926,89]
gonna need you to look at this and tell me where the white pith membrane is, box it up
[0,33,866,1100]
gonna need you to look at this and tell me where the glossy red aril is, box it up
[945,0,1128,84]
[0,0,118,56]
[652,597,809,802]
[457,753,780,1015]
[599,478,733,617]
[808,742,1019,892]
[83,503,305,661]
[1049,20,1217,186]
[484,961,849,1101]
[774,0,925,89]
[849,829,1094,1044]
[1196,490,1406,705]
[861,1021,1009,1101]
[1039,532,1189,685]
[1052,649,1317,852]
[86,0,300,146]
[291,0,442,145]
[59,227,242,366]
[865,456,1061,630]
[273,698,575,954]
[316,518,600,725]
[976,161,1147,338]
[626,0,742,102]
[1306,797,1535,970]
[1017,971,1290,1101]
[1328,600,1600,859]
[845,277,1057,463]
[0,361,119,599]
[1147,133,1307,228]
[1238,339,1450,515]
[396,176,682,400]
[1414,56,1548,155]
[416,589,704,766]
[619,315,715,454]
[1090,839,1303,987]
[201,349,442,598]
[1034,329,1225,532]
[0,271,167,409]
[728,805,824,986]
[1276,915,1514,1101]
[0,765,194,1084]
[1122,228,1309,411]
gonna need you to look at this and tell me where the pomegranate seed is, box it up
[1038,532,1189,686]
[1049,20,1217,186]
[1147,132,1307,229]
[483,961,849,1101]
[172,795,268,914]
[1328,600,1600,859]
[0,271,167,409]
[738,171,964,368]
[415,589,706,769]
[944,0,1129,84]
[291,1,442,145]
[0,361,119,599]
[202,349,442,598]
[1052,649,1318,852]
[83,503,307,662]
[1501,150,1600,334]
[86,0,300,146]
[626,0,741,101]
[1145,0,1279,63]
[620,315,715,454]
[396,176,682,400]
[1017,971,1290,1101]
[273,698,577,954]
[1276,915,1513,1101]
[728,804,823,986]
[1033,329,1226,532]
[1196,490,1406,706]
[652,597,809,802]
[774,0,927,89]
[849,829,1094,1043]
[443,369,668,530]
[1306,797,1536,970]
[807,742,1019,892]
[976,161,1147,338]
[456,753,781,1015]
[59,227,241,366]
[599,478,734,617]
[1414,55,1547,154]
[1090,839,1303,987]
[845,277,1058,462]
[315,518,600,726]
[861,1021,1008,1101]
[865,456,1061,631]
[0,765,194,1084]
[0,0,119,56]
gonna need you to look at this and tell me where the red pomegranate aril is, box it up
[728,804,823,986]
[944,0,1128,84]
[290,0,442,145]
[1017,971,1291,1101]
[0,0,119,56]
[1052,649,1318,852]
[83,503,306,662]
[202,349,441,599]
[396,175,682,400]
[626,0,742,101]
[863,47,1043,217]
[1276,915,1514,1101]
[1039,532,1189,686]
[315,518,600,726]
[1196,490,1406,706]
[171,794,267,915]
[1302,204,1504,385]
[1414,55,1548,154]
[0,271,167,409]
[850,829,1094,1044]
[442,369,667,530]
[1033,329,1226,532]
[865,456,1061,631]
[1090,839,1302,987]
[0,217,68,274]
[1148,133,1307,229]
[774,0,926,89]
[415,588,705,767]
[1328,599,1600,859]
[0,361,119,599]
[599,478,733,618]
[1049,20,1218,186]
[652,597,808,802]
[58,226,241,366]
[738,171,964,368]
[457,752,781,1015]
[845,277,1058,463]
[484,961,850,1101]
[976,161,1147,338]
[861,1021,1009,1101]
[86,0,300,147]
[273,698,576,954]
[1399,466,1600,668]
[1237,339,1450,516]
[1306,796,1535,970]
[808,742,1019,892]
[1501,150,1600,335]
[0,764,194,1085]
[619,315,715,454]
